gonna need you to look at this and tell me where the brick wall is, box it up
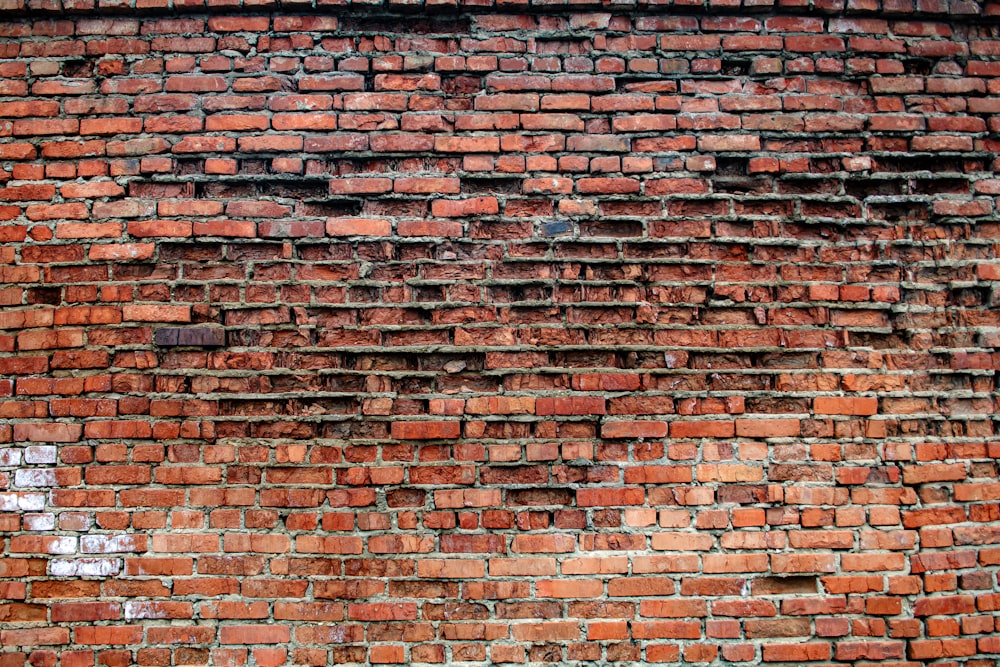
[1,1,1000,665]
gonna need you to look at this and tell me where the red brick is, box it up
[299,74,365,91]
[122,305,191,323]
[431,197,500,218]
[207,16,270,32]
[670,421,736,438]
[12,422,82,442]
[89,243,155,261]
[735,419,800,438]
[511,621,579,641]
[74,626,143,645]
[577,488,645,507]
[434,136,500,153]
[326,218,391,237]
[417,559,485,578]
[601,421,668,439]
[127,220,193,238]
[576,177,641,194]
[25,203,89,221]
[0,309,54,329]
[697,135,761,151]
[398,220,464,237]
[762,643,832,662]
[193,220,256,237]
[347,603,417,621]
[814,396,879,415]
[640,599,708,618]
[393,177,460,194]
[12,119,79,136]
[220,625,289,645]
[329,178,393,195]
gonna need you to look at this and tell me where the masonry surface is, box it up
[0,0,999,665]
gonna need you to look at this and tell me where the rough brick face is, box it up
[1,0,999,665]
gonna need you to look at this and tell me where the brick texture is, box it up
[1,2,999,666]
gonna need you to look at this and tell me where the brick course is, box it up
[1,1,999,665]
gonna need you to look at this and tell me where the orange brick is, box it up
[814,396,879,415]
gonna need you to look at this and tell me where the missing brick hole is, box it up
[507,488,574,506]
[912,178,972,195]
[230,159,270,176]
[579,220,643,238]
[844,179,904,198]
[462,177,522,195]
[979,24,1000,38]
[868,203,930,222]
[348,286,380,303]
[851,331,903,350]
[876,156,970,174]
[26,287,61,305]
[712,177,770,195]
[317,374,366,393]
[61,59,94,78]
[534,38,591,56]
[616,76,676,93]
[228,243,287,262]
[269,181,330,199]
[339,17,470,35]
[689,352,754,371]
[345,353,420,372]
[902,58,934,76]
[713,158,747,177]
[721,59,750,76]
[751,576,818,595]
[434,241,500,263]
[195,180,329,199]
[490,284,552,303]
[949,286,987,308]
[414,286,446,302]
[809,159,841,175]
[174,159,202,177]
[129,181,194,199]
[298,200,365,217]
[159,242,224,262]
[442,76,483,96]
[197,181,254,199]
[364,200,428,218]
[420,353,484,373]
[219,397,357,417]
[331,156,462,176]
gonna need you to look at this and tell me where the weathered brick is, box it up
[391,421,461,441]
[326,218,391,237]
[431,197,499,218]
[122,305,191,323]
[814,396,879,415]
[601,421,668,439]
[12,422,82,442]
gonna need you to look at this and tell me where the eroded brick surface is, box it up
[1,3,999,666]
